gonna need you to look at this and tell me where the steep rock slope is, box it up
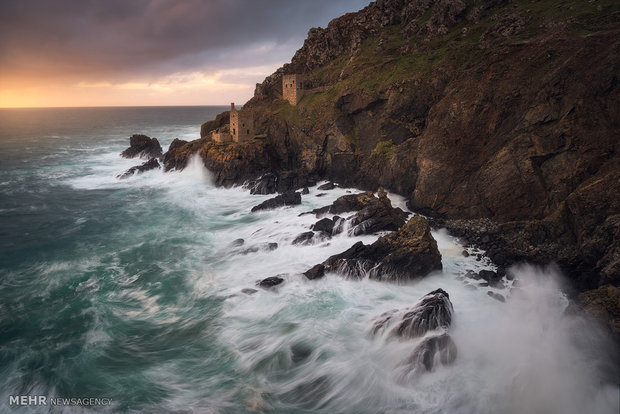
[165,0,619,313]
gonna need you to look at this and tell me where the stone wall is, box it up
[283,74,304,105]
[230,103,254,142]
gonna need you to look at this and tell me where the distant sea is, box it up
[0,106,617,413]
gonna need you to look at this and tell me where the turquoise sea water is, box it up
[0,107,617,413]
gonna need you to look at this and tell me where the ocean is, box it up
[0,106,617,413]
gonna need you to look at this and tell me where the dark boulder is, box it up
[478,269,504,288]
[292,231,316,245]
[257,276,284,288]
[311,189,407,236]
[303,264,326,280]
[251,191,301,212]
[311,218,335,234]
[301,187,310,195]
[121,134,163,159]
[346,189,408,236]
[317,182,337,190]
[247,172,279,195]
[372,289,454,338]
[313,191,376,215]
[117,157,160,179]
[322,216,442,281]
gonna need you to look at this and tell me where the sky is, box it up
[0,0,369,108]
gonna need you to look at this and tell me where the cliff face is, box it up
[167,0,619,295]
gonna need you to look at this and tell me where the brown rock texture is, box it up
[162,0,619,324]
[322,215,442,281]
[121,134,163,159]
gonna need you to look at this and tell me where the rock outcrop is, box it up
[371,289,453,338]
[117,157,160,179]
[154,0,618,328]
[372,289,457,378]
[121,134,163,159]
[251,191,302,212]
[319,216,442,281]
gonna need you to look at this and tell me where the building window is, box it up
[247,129,250,134]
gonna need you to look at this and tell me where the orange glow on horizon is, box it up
[0,67,276,108]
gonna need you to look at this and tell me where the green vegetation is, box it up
[372,140,396,158]
[277,0,619,128]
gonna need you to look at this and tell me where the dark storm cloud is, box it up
[0,0,369,82]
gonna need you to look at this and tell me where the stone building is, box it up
[211,129,232,143]
[282,74,305,105]
[229,103,254,142]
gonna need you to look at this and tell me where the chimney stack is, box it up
[230,103,235,111]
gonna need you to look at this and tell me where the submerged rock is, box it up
[372,289,454,338]
[322,216,442,281]
[292,231,316,245]
[117,157,160,179]
[398,333,458,375]
[230,238,245,247]
[487,291,506,302]
[257,276,284,288]
[241,242,278,254]
[251,191,301,212]
[121,134,163,159]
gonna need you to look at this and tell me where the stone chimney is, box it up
[230,103,235,111]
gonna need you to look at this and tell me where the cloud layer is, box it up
[0,0,368,106]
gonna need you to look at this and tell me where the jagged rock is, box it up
[301,187,310,195]
[311,218,335,234]
[167,138,188,153]
[158,0,619,335]
[247,172,278,195]
[398,333,458,376]
[346,189,408,236]
[292,231,316,245]
[251,191,301,212]
[117,157,160,179]
[121,134,163,159]
[487,291,506,302]
[311,190,407,236]
[303,264,326,280]
[313,191,376,215]
[372,289,454,338]
[257,276,284,288]
[317,182,336,190]
[322,216,442,281]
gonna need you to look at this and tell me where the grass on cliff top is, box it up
[284,0,618,125]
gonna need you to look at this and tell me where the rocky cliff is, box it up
[164,0,619,332]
